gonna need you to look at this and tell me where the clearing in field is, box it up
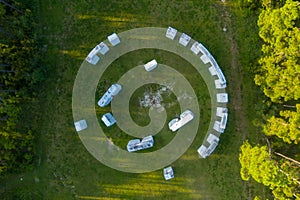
[73,27,228,173]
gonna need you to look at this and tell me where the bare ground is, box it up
[218,1,251,199]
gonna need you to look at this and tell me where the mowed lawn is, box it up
[0,0,267,199]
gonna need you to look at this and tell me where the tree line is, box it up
[0,0,45,175]
[239,0,300,199]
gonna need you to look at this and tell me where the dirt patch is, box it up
[219,1,250,198]
[138,85,172,108]
[219,3,248,140]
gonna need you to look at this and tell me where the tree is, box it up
[254,0,300,102]
[240,141,279,184]
[239,141,299,199]
[261,0,287,8]
[0,1,39,175]
[237,0,261,10]
[275,152,300,166]
[263,104,300,144]
[0,0,23,14]
[0,26,16,38]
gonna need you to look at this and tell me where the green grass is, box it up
[95,49,209,152]
[100,83,180,151]
[0,0,270,199]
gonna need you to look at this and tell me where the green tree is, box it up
[240,141,279,184]
[239,141,299,199]
[263,104,300,144]
[254,0,300,102]
[261,0,286,8]
[237,0,261,10]
[0,1,39,176]
[0,0,23,14]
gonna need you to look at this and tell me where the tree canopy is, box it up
[0,0,45,175]
[239,141,299,199]
[241,1,300,199]
[263,104,300,144]
[254,0,300,102]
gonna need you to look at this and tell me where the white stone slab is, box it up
[217,93,228,103]
[215,79,226,89]
[209,66,217,76]
[108,33,120,46]
[74,119,87,132]
[144,59,158,71]
[190,42,201,55]
[98,42,109,55]
[200,54,210,64]
[207,133,219,144]
[220,113,228,130]
[163,166,174,180]
[216,107,228,117]
[166,27,177,40]
[179,33,191,47]
[213,121,224,133]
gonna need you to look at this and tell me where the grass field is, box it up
[96,50,190,150]
[0,0,271,199]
